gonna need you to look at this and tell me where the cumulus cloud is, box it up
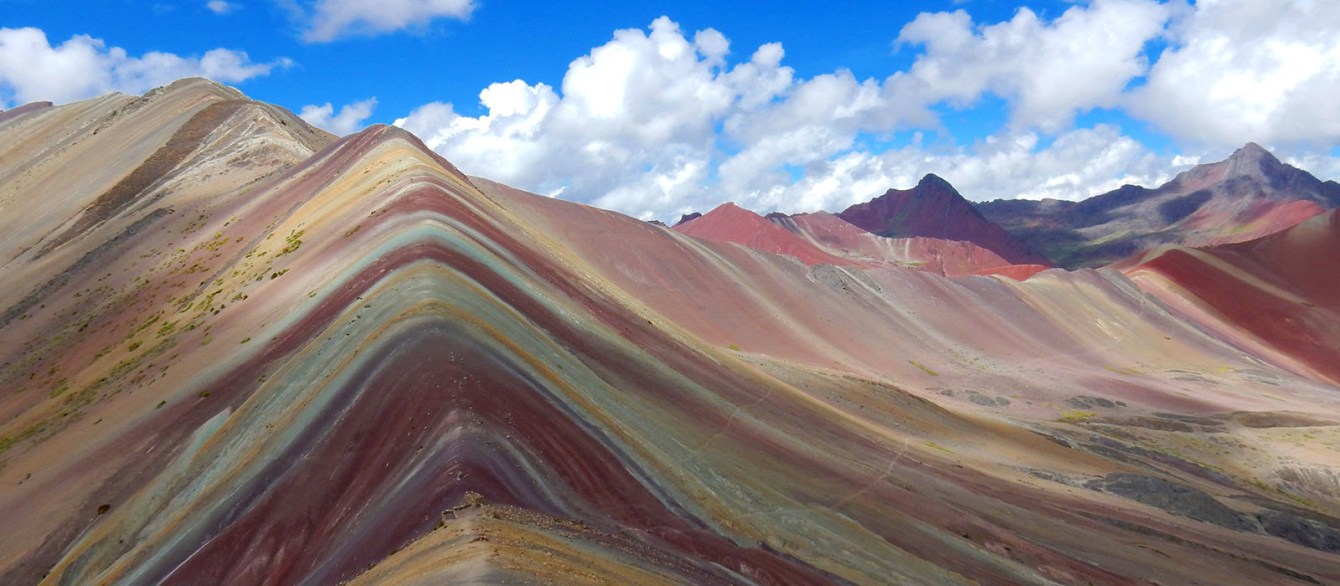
[396,15,1180,220]
[767,126,1183,210]
[0,27,287,106]
[299,97,378,135]
[1283,151,1340,184]
[1128,0,1340,146]
[396,17,934,219]
[300,0,475,42]
[394,5,1340,222]
[890,0,1169,132]
[206,1,239,15]
[398,17,741,219]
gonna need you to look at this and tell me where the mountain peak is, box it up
[142,76,247,102]
[674,212,702,227]
[1227,141,1282,168]
[1233,141,1269,157]
[1166,141,1295,195]
[674,201,855,266]
[838,176,1052,265]
[701,201,751,219]
[917,173,955,191]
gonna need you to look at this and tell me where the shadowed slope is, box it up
[0,101,53,125]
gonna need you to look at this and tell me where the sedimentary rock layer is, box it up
[2,81,1339,585]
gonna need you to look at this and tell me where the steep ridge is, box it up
[839,174,1053,266]
[1,82,1340,585]
[0,77,334,330]
[1123,210,1340,383]
[980,143,1340,268]
[0,122,842,584]
[0,101,53,125]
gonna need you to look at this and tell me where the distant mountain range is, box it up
[672,203,1026,278]
[678,142,1339,272]
[976,143,1340,268]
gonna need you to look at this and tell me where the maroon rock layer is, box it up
[839,174,1052,265]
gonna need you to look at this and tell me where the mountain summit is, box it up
[1167,142,1338,203]
[837,174,1052,266]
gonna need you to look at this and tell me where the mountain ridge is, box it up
[978,142,1340,267]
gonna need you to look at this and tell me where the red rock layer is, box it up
[672,202,859,267]
[1126,210,1340,383]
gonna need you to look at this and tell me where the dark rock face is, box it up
[839,174,1052,266]
[1158,190,1213,224]
[1065,396,1123,410]
[1087,472,1340,554]
[1258,509,1340,554]
[1085,473,1253,532]
[674,212,702,227]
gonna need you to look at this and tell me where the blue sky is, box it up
[3,0,1339,221]
[2,1,1034,122]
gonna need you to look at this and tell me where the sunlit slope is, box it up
[1125,210,1340,383]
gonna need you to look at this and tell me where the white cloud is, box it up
[767,126,1184,210]
[0,27,287,106]
[397,17,744,219]
[298,97,377,135]
[206,1,239,15]
[1280,149,1340,184]
[301,0,475,42]
[396,15,1180,221]
[393,6,1339,223]
[1128,0,1340,146]
[890,0,1170,132]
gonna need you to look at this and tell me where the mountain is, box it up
[673,205,1022,277]
[3,80,1340,585]
[838,174,1054,266]
[978,143,1340,268]
[1121,209,1340,382]
[773,211,1022,276]
[672,202,860,267]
